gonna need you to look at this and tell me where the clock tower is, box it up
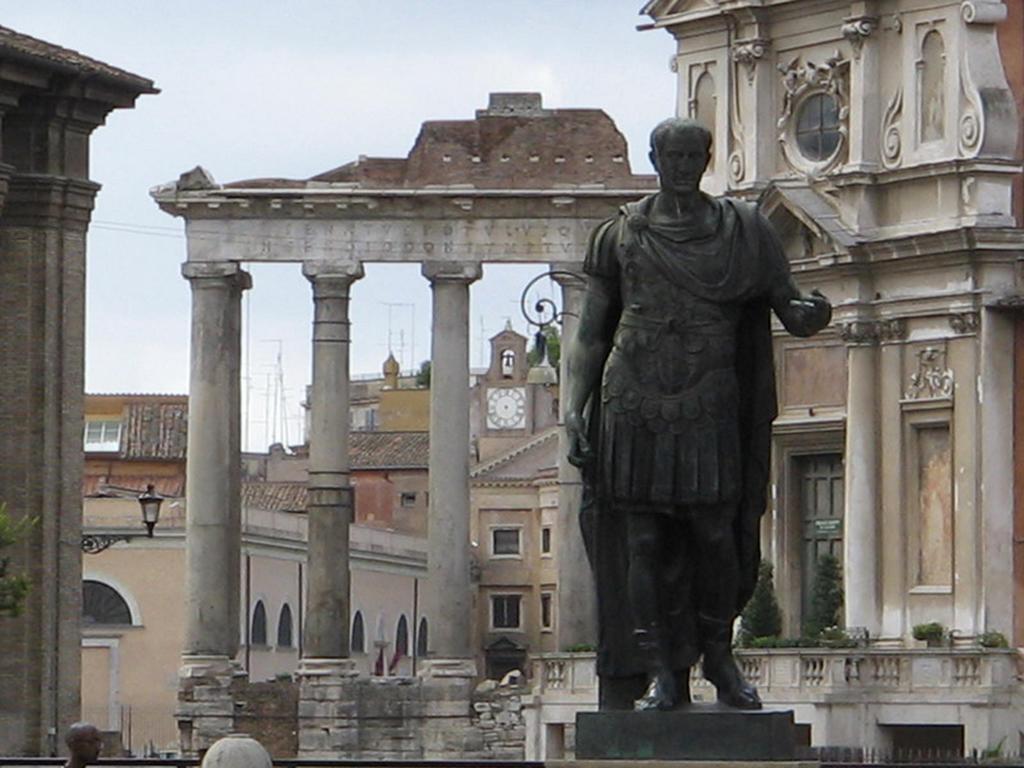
[473,322,557,462]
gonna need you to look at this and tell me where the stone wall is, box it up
[298,673,527,760]
[235,680,299,758]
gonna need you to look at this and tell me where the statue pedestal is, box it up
[575,706,797,761]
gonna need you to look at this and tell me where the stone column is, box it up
[178,261,250,753]
[420,261,481,674]
[840,322,881,636]
[551,266,596,649]
[979,308,1015,636]
[300,261,363,665]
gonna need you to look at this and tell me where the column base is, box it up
[298,657,360,678]
[416,657,478,679]
[176,655,244,756]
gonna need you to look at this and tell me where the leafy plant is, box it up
[0,503,36,618]
[912,621,946,643]
[979,630,1008,649]
[803,553,843,639]
[415,360,431,388]
[526,325,561,370]
[739,560,783,646]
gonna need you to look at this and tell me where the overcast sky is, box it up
[5,2,676,450]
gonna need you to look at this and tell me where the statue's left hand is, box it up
[787,289,832,334]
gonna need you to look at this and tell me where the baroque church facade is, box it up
[597,0,1023,753]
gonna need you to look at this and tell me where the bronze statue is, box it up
[64,723,102,768]
[565,118,831,711]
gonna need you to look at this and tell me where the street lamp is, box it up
[138,484,162,537]
[520,269,582,386]
[81,483,164,554]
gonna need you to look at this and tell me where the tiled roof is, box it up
[0,26,157,93]
[242,481,307,513]
[351,431,429,469]
[122,402,188,460]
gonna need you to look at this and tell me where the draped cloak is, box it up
[579,193,791,679]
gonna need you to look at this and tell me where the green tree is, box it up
[739,560,783,645]
[0,503,34,617]
[804,553,843,638]
[415,360,431,388]
[526,326,560,370]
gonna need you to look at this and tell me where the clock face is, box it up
[486,387,527,430]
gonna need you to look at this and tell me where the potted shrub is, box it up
[979,631,1009,649]
[739,561,783,647]
[912,621,946,647]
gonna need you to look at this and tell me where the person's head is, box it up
[65,723,102,764]
[649,118,712,195]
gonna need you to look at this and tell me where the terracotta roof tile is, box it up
[0,25,157,92]
[242,481,307,512]
[122,402,188,460]
[350,431,429,469]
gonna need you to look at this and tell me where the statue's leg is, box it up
[626,510,677,711]
[692,505,762,710]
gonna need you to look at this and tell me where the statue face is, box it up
[650,128,710,196]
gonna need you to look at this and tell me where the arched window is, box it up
[694,70,716,169]
[351,610,365,654]
[277,604,294,648]
[395,615,409,657]
[500,349,515,377]
[82,580,132,625]
[920,30,945,143]
[251,601,267,646]
[416,617,429,657]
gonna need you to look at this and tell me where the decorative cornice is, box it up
[838,318,907,345]
[840,16,878,61]
[732,38,769,84]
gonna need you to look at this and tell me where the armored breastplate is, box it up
[601,238,742,434]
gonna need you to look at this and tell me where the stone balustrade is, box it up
[526,648,1024,759]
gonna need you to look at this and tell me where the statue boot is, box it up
[698,614,762,710]
[633,625,677,711]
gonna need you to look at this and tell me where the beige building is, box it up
[81,394,428,755]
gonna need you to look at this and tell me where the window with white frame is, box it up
[491,527,521,557]
[83,420,121,452]
[491,594,521,630]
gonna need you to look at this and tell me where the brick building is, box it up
[0,28,155,756]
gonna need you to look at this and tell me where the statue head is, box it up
[648,118,712,196]
[65,723,102,765]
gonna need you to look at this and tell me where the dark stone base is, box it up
[576,706,797,761]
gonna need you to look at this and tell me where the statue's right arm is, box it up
[564,277,618,467]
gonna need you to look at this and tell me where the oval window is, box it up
[795,93,841,161]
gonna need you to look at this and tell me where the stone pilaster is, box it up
[301,261,363,659]
[420,261,481,666]
[0,172,98,754]
[550,266,596,649]
[839,321,882,636]
[979,308,1014,635]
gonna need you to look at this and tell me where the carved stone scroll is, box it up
[841,16,878,61]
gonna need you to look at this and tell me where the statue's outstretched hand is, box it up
[565,411,594,468]
[786,289,832,335]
